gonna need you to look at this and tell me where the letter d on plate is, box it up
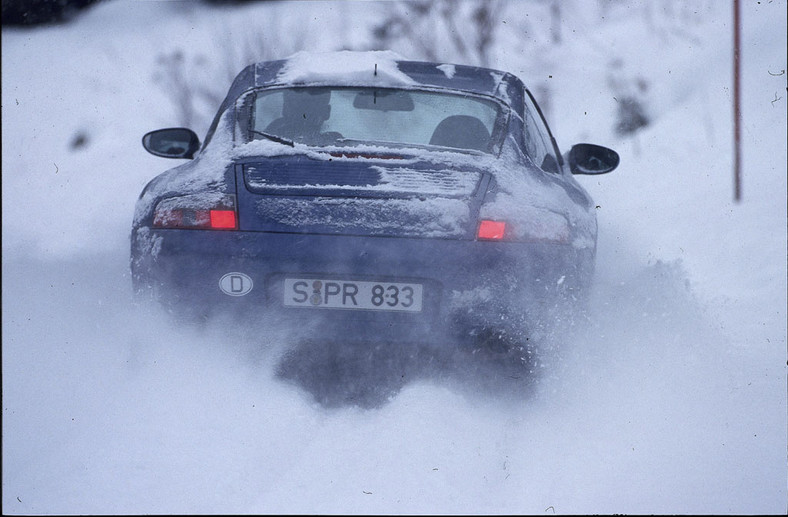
[219,272,253,296]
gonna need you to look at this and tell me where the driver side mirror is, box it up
[142,128,200,159]
[567,143,619,175]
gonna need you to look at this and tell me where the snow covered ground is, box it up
[2,0,786,514]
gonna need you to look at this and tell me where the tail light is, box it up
[476,213,571,244]
[209,210,237,229]
[477,220,506,240]
[153,194,237,230]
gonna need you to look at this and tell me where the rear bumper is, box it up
[131,227,593,346]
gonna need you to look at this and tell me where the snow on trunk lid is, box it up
[238,156,487,238]
[244,157,481,198]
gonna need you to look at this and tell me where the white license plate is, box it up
[283,278,423,312]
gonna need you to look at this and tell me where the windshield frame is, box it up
[235,85,511,156]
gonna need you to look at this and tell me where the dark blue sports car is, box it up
[131,51,617,392]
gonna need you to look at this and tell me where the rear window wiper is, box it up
[250,129,295,147]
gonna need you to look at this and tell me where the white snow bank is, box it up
[1,0,785,515]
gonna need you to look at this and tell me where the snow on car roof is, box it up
[246,50,522,103]
[275,50,416,87]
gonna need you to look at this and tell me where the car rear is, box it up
[132,152,588,351]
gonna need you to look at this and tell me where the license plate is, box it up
[283,278,423,312]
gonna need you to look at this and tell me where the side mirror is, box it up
[567,143,619,175]
[142,128,200,159]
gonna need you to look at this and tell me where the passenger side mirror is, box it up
[142,128,200,159]
[567,143,619,175]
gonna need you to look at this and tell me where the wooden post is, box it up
[733,0,742,202]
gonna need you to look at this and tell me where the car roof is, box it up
[223,51,525,108]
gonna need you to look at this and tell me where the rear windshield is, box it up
[244,87,505,154]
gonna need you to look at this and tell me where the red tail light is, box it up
[153,194,237,230]
[477,213,571,244]
[209,210,237,229]
[477,220,506,240]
